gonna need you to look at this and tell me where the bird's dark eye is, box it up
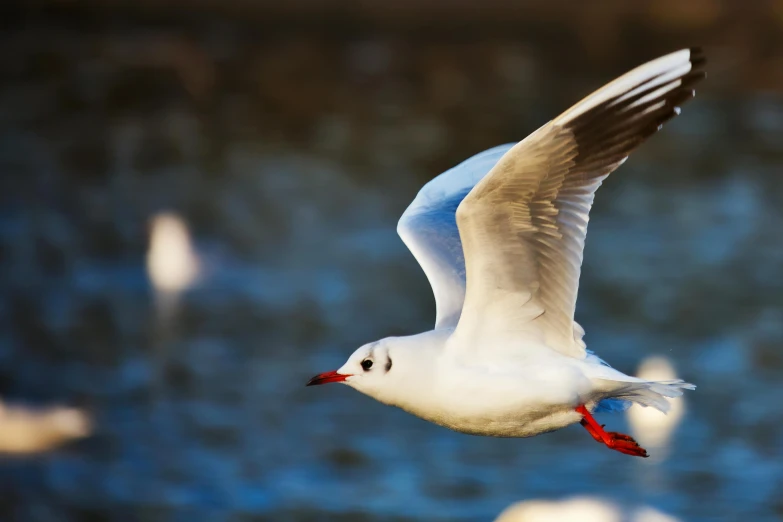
[361,359,373,371]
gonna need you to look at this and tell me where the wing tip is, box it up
[554,47,706,171]
[557,47,706,126]
[689,46,707,69]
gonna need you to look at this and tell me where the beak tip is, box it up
[306,370,348,386]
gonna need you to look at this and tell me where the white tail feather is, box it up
[610,380,695,414]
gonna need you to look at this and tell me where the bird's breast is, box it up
[394,362,587,438]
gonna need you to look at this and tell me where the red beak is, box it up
[306,370,349,386]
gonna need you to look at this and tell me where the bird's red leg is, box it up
[576,405,648,458]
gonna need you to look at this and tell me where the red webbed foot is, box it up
[576,405,649,458]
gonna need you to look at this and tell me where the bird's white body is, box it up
[391,332,589,438]
[310,49,704,452]
[339,330,678,438]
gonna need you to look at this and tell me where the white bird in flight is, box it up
[308,49,705,457]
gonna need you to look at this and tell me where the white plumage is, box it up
[309,49,705,457]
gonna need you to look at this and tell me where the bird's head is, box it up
[307,340,395,398]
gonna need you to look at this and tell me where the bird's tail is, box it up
[606,379,695,414]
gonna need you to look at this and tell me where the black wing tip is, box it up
[565,47,707,162]
[689,47,707,69]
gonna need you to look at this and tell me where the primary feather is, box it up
[453,48,704,358]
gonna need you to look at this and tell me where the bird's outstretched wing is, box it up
[398,144,515,329]
[452,48,706,358]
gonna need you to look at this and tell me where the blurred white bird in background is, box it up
[627,356,687,455]
[146,212,200,304]
[494,496,680,522]
[0,399,90,454]
[146,212,201,399]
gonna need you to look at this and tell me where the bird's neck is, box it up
[372,329,447,413]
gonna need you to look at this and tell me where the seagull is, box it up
[308,49,705,457]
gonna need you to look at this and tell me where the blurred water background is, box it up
[1,1,783,521]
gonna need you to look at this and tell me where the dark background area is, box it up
[1,1,782,521]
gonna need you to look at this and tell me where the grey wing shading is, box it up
[453,48,706,358]
[397,144,516,329]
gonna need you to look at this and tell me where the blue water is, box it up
[1,24,783,522]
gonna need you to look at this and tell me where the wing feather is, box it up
[397,144,516,328]
[452,48,706,358]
